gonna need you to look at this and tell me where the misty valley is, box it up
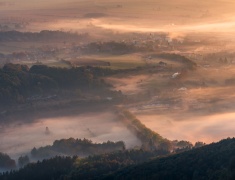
[1,0,235,179]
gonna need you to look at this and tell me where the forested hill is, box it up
[1,138,235,180]
[0,63,117,107]
[106,138,235,180]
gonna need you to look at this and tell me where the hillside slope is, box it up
[1,138,235,179]
[106,138,235,180]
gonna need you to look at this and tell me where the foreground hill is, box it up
[107,138,235,180]
[1,138,235,179]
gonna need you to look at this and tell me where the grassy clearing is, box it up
[78,54,146,69]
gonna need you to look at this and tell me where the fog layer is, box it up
[0,112,141,159]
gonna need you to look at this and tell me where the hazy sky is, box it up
[2,0,235,36]
[3,0,235,10]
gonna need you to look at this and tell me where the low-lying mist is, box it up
[0,112,141,159]
[136,112,235,144]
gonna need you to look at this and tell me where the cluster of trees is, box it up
[31,138,125,160]
[0,150,160,180]
[18,156,30,168]
[29,65,105,89]
[0,156,76,180]
[0,63,120,107]
[0,153,16,171]
[0,153,30,171]
[1,138,235,179]
[0,63,57,105]
[119,110,171,152]
[118,110,205,153]
[68,150,160,179]
[147,53,197,70]
[172,140,206,153]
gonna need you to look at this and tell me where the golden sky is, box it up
[2,0,235,35]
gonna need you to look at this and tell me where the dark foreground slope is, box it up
[106,138,235,180]
[1,138,235,180]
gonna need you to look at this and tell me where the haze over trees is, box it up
[0,153,16,171]
[31,138,125,160]
[1,138,235,180]
[1,0,235,179]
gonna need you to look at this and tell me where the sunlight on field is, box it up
[105,74,149,95]
[79,54,145,69]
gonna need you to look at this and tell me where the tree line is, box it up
[31,138,125,160]
[1,138,235,179]
[0,63,118,107]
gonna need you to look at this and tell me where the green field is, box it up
[77,54,146,69]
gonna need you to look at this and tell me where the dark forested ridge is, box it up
[0,156,76,180]
[68,150,163,180]
[117,110,204,153]
[118,110,171,152]
[1,138,235,180]
[0,63,119,108]
[107,138,235,180]
[0,150,162,180]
